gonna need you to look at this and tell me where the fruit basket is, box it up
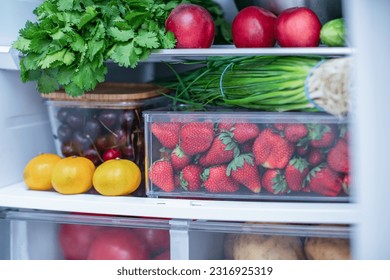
[42,83,169,193]
[144,110,350,202]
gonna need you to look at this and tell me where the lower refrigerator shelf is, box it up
[0,182,358,224]
[1,209,352,260]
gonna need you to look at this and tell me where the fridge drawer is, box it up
[181,220,351,260]
[2,210,170,260]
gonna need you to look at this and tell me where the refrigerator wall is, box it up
[0,0,55,188]
[345,0,390,259]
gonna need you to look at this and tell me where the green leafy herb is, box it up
[13,0,182,96]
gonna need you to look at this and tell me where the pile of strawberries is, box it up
[148,118,350,198]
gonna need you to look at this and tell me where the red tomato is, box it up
[133,228,170,256]
[58,224,103,260]
[87,228,149,260]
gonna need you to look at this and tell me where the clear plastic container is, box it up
[184,220,351,260]
[4,210,171,260]
[43,83,168,196]
[144,110,350,202]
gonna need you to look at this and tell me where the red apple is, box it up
[133,228,170,256]
[232,6,277,48]
[58,224,103,260]
[87,228,149,260]
[275,7,322,47]
[165,4,215,48]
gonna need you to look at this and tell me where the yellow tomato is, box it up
[51,156,95,195]
[23,153,62,191]
[92,158,141,196]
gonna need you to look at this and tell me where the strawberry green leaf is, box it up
[179,171,189,191]
[201,168,210,181]
[289,157,309,173]
[271,171,288,194]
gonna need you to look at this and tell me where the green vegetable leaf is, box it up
[109,41,142,68]
[38,71,60,93]
[64,82,84,96]
[12,37,31,52]
[135,31,160,49]
[73,62,107,91]
[77,6,98,29]
[107,27,135,42]
[57,0,74,11]
[159,30,176,49]
[87,40,105,61]
[57,65,75,85]
[37,50,61,69]
[69,33,85,52]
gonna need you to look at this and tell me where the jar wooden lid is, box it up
[41,82,169,102]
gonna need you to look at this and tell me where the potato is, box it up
[223,233,239,259]
[304,237,351,260]
[232,234,305,260]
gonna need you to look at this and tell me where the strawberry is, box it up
[180,164,203,191]
[284,123,308,143]
[327,139,349,173]
[217,122,234,133]
[198,132,239,167]
[179,122,215,155]
[240,139,255,154]
[218,122,260,144]
[261,169,289,195]
[158,147,170,160]
[149,160,175,192]
[174,174,181,189]
[307,124,337,148]
[252,128,294,169]
[307,148,324,166]
[296,145,309,156]
[227,154,261,193]
[170,146,192,171]
[202,165,240,193]
[232,123,260,144]
[273,123,286,131]
[151,122,181,149]
[285,157,309,192]
[307,165,343,196]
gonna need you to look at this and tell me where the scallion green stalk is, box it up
[160,56,325,112]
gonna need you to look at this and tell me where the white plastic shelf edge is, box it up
[0,182,358,224]
[0,46,20,70]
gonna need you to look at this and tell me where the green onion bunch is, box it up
[162,56,328,112]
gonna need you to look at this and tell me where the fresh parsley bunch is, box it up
[13,0,181,96]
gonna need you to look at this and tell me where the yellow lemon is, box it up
[23,153,62,191]
[93,158,141,196]
[51,156,95,194]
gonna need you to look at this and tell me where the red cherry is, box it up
[103,148,122,161]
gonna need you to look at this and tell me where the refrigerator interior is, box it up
[0,0,389,260]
